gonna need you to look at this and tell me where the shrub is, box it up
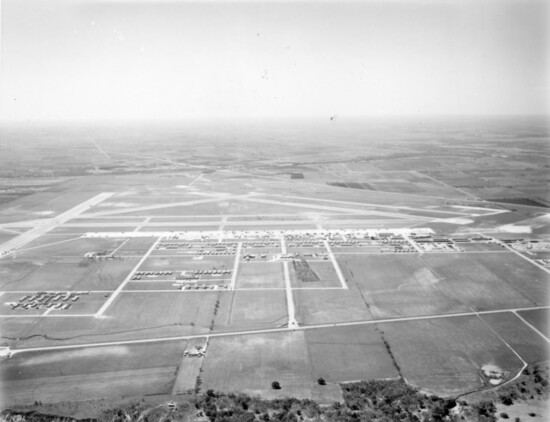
[272,381,281,390]
[500,412,509,419]
[317,377,326,386]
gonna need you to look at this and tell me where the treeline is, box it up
[3,367,549,422]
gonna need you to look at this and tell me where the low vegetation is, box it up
[6,370,549,422]
[292,257,319,282]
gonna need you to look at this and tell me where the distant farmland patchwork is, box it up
[0,175,548,408]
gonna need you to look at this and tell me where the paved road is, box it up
[8,305,549,355]
[94,236,162,317]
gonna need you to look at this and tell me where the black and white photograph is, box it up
[0,0,548,420]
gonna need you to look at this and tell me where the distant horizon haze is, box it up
[0,0,548,123]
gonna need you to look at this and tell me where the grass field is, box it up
[380,315,525,396]
[480,312,549,363]
[336,254,470,318]
[201,331,342,403]
[422,252,549,310]
[305,325,399,383]
[219,290,287,330]
[0,340,186,406]
[0,257,139,291]
[289,260,341,288]
[517,308,550,338]
[116,237,157,255]
[294,287,372,325]
[140,255,234,272]
[236,262,285,289]
[456,242,507,252]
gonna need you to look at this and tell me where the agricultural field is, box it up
[236,262,285,289]
[0,121,548,415]
[380,316,525,396]
[201,331,343,403]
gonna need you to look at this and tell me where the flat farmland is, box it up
[294,287,372,325]
[480,312,549,363]
[517,308,550,338]
[201,331,342,403]
[380,315,525,396]
[289,260,342,288]
[99,292,220,337]
[336,254,470,318]
[2,338,186,395]
[236,262,285,289]
[0,257,139,291]
[220,290,287,330]
[422,252,549,309]
[305,325,399,383]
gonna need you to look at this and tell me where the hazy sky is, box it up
[0,0,548,122]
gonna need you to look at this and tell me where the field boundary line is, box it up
[513,310,550,342]
[94,236,163,317]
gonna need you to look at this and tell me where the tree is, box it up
[317,377,326,386]
[272,381,281,390]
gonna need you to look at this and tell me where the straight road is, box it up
[8,305,550,355]
[280,236,299,328]
[323,240,349,289]
[94,236,162,317]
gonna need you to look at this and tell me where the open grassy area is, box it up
[220,290,287,330]
[201,331,342,403]
[336,254,471,318]
[0,257,139,292]
[422,252,549,310]
[289,259,341,288]
[235,261,285,289]
[517,308,550,338]
[480,311,549,363]
[305,325,399,383]
[294,287,372,325]
[380,315,525,396]
[0,340,186,406]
